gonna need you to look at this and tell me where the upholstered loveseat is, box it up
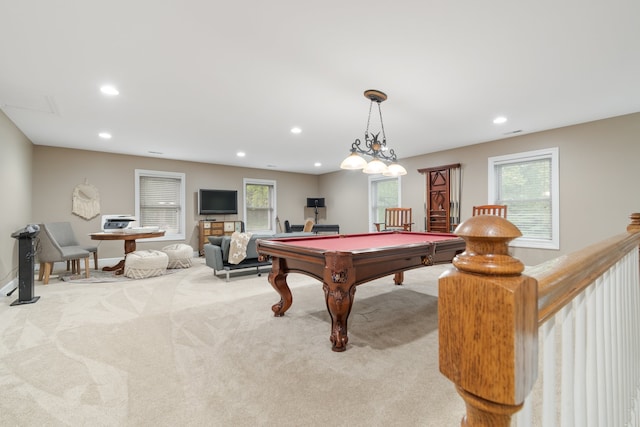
[204,232,312,281]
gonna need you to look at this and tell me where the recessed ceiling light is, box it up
[314,162,322,167]
[290,127,302,134]
[493,116,507,124]
[237,151,246,157]
[98,132,112,139]
[100,85,119,96]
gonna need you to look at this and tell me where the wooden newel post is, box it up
[627,212,640,233]
[439,215,538,427]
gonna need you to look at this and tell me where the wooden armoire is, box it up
[418,163,461,233]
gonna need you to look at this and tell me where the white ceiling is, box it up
[1,1,639,175]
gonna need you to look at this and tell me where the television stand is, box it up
[198,220,243,256]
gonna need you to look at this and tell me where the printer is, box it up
[101,215,136,232]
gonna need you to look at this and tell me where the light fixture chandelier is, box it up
[340,89,407,176]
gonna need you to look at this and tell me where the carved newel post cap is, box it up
[627,213,640,232]
[453,215,524,275]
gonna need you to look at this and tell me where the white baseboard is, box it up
[2,277,18,297]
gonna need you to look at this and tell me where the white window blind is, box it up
[244,178,276,233]
[369,175,400,231]
[135,170,185,240]
[489,148,559,249]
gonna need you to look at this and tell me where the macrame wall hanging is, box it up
[72,179,101,220]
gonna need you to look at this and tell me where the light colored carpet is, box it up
[58,269,132,283]
[0,259,465,426]
[58,269,179,283]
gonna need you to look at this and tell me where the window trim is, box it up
[368,174,402,232]
[134,169,186,241]
[243,178,277,234]
[488,147,559,250]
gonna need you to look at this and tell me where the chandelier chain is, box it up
[376,101,386,143]
[365,100,374,136]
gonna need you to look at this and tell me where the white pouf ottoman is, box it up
[124,250,168,279]
[162,244,193,269]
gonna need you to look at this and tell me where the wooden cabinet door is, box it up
[419,163,461,233]
[428,168,450,232]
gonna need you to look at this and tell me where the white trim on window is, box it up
[368,174,402,232]
[243,178,277,234]
[134,169,186,241]
[488,147,559,250]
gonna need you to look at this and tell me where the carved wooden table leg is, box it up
[322,281,356,352]
[124,240,137,254]
[268,257,292,317]
[102,259,125,274]
[102,239,138,275]
[323,253,357,352]
[393,271,404,285]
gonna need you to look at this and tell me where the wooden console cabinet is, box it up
[198,220,242,256]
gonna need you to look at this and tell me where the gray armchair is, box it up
[46,221,98,271]
[37,223,91,284]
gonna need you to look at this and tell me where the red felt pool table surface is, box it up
[278,231,457,251]
[256,231,465,352]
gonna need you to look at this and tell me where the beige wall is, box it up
[31,147,320,259]
[321,112,640,265]
[0,112,33,289]
[2,110,638,288]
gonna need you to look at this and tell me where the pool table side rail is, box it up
[256,236,464,286]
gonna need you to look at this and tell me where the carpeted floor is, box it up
[58,269,179,283]
[0,259,465,426]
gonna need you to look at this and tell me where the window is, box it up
[135,169,186,241]
[244,179,276,233]
[369,175,401,231]
[488,147,559,249]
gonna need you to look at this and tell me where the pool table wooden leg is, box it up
[323,253,357,352]
[322,281,356,352]
[394,271,404,285]
[268,257,292,316]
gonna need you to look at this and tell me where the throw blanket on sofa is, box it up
[228,232,253,264]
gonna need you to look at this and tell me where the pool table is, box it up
[256,231,465,352]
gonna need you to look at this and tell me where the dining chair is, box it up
[374,208,413,231]
[472,204,507,218]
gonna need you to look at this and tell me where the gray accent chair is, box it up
[37,223,91,284]
[46,221,99,271]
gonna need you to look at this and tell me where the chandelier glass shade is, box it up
[340,90,407,176]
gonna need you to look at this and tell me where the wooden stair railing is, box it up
[531,212,640,325]
[439,213,640,426]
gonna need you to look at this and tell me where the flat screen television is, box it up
[199,189,238,215]
[306,197,325,208]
